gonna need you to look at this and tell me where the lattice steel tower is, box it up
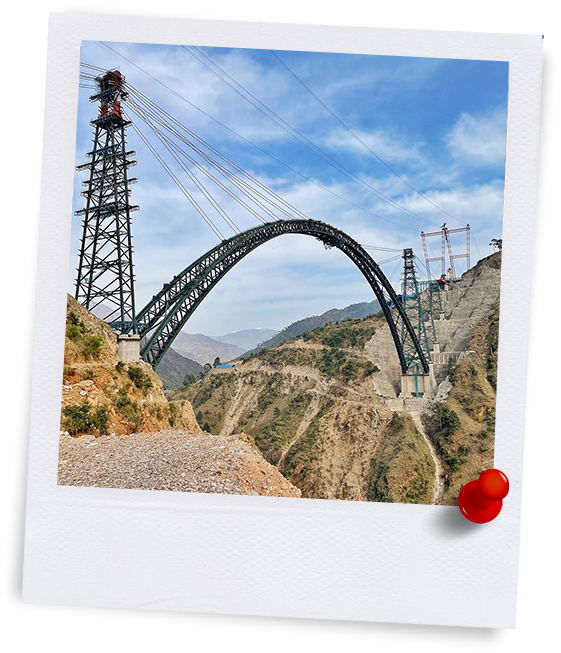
[401,248,431,369]
[75,70,139,333]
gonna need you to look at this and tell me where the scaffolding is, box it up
[420,223,470,280]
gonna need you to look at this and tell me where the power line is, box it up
[268,50,467,227]
[90,45,422,234]
[183,45,440,229]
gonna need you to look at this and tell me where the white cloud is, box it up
[324,127,426,168]
[446,107,507,167]
[396,182,505,222]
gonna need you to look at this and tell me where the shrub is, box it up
[390,412,403,433]
[183,373,196,387]
[446,455,464,472]
[168,402,179,427]
[127,365,153,390]
[63,401,93,435]
[63,401,110,435]
[66,312,85,341]
[203,422,211,432]
[447,357,457,383]
[113,388,142,431]
[82,335,103,359]
[436,406,460,437]
[92,405,110,435]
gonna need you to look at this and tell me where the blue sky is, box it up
[71,41,508,335]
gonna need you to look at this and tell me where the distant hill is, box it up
[241,300,381,357]
[213,328,278,352]
[157,347,204,391]
[173,332,245,365]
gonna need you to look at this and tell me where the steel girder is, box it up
[133,219,429,374]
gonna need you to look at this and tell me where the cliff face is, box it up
[61,295,201,436]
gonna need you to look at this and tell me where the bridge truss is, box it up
[129,219,430,375]
[77,65,431,379]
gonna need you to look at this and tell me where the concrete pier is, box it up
[400,364,437,398]
[117,334,141,362]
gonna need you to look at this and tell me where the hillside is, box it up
[158,347,203,391]
[174,315,436,503]
[242,299,381,356]
[172,253,502,505]
[172,331,245,365]
[422,299,500,504]
[59,295,300,499]
[213,328,278,351]
[62,295,201,436]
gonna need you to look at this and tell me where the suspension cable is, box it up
[89,46,422,233]
[128,119,226,240]
[126,94,296,223]
[268,50,468,227]
[183,45,441,228]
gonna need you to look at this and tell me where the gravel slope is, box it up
[58,430,301,497]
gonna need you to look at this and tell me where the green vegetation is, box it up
[252,391,313,465]
[367,412,434,504]
[485,315,499,391]
[66,311,105,360]
[283,417,320,474]
[183,373,196,387]
[390,411,403,433]
[62,401,110,436]
[436,406,461,438]
[127,365,153,391]
[168,402,180,427]
[300,318,376,349]
[113,388,142,432]
[253,345,378,381]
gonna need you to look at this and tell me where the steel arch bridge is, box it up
[131,218,429,375]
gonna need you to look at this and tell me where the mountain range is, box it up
[172,328,278,365]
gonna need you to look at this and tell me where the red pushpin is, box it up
[457,469,509,523]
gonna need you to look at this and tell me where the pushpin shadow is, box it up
[432,505,480,538]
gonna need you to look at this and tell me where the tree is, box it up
[203,363,212,375]
[183,373,196,387]
[213,357,221,368]
[489,238,502,252]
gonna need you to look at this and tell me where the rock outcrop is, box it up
[61,294,201,436]
[59,295,301,499]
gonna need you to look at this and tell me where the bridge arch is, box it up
[133,219,428,374]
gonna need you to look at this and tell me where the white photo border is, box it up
[23,13,542,628]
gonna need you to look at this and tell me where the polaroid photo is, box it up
[23,14,542,628]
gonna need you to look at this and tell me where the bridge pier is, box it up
[400,364,437,398]
[118,334,141,363]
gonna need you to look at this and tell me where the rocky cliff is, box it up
[61,295,201,436]
[59,295,301,499]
